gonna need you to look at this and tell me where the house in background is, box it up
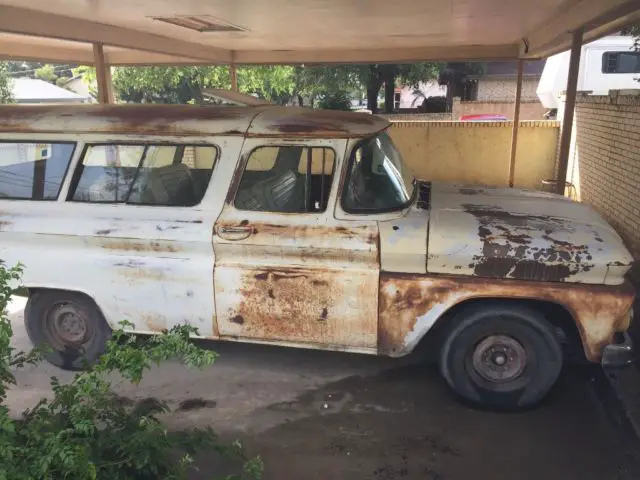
[60,76,96,103]
[394,81,447,110]
[12,78,92,104]
[453,61,547,120]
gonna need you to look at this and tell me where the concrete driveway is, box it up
[6,296,639,480]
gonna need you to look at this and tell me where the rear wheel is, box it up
[438,303,563,410]
[25,290,111,370]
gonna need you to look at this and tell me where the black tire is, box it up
[25,290,112,370]
[438,303,563,410]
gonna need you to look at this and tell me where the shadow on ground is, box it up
[191,361,639,480]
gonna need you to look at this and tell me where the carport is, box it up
[0,0,639,193]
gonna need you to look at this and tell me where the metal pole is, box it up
[93,42,114,104]
[230,63,238,92]
[555,27,583,195]
[508,59,524,187]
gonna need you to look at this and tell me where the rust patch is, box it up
[221,267,377,348]
[140,313,168,333]
[99,239,178,253]
[215,221,378,247]
[378,272,635,362]
[463,204,594,282]
[0,104,252,135]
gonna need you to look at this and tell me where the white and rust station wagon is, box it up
[0,104,634,408]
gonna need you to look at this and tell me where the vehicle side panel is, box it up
[378,272,635,361]
[0,134,244,338]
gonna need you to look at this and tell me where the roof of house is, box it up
[12,78,91,103]
[0,104,390,138]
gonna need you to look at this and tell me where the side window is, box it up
[70,144,217,206]
[602,51,640,74]
[0,142,75,200]
[234,146,335,213]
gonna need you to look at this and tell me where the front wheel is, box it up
[438,303,563,410]
[25,290,112,370]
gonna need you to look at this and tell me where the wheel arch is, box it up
[25,285,112,327]
[414,296,585,362]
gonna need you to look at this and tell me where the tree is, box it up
[438,62,486,111]
[104,65,296,105]
[620,24,640,52]
[0,63,14,104]
[34,64,58,84]
[295,63,440,114]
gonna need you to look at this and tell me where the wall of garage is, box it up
[563,90,640,264]
[387,120,560,190]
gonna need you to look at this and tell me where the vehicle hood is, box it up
[426,182,634,284]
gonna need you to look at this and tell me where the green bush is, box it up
[0,262,262,480]
[318,91,352,111]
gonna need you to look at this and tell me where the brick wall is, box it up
[452,98,547,120]
[378,112,452,121]
[477,77,540,102]
[564,90,640,262]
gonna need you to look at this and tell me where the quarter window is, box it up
[234,146,335,213]
[602,51,640,74]
[0,142,75,200]
[70,144,217,206]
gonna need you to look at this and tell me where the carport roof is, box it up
[0,0,638,65]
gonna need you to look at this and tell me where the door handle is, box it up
[216,225,253,241]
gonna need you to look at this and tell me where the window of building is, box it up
[234,146,335,213]
[602,51,640,74]
[0,142,75,200]
[394,92,401,110]
[69,144,217,206]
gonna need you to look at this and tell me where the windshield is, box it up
[342,132,415,213]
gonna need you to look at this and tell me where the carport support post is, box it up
[93,42,114,104]
[555,27,583,195]
[230,63,238,92]
[508,59,524,187]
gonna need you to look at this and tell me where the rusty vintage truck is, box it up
[0,104,634,408]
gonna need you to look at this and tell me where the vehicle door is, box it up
[212,138,379,351]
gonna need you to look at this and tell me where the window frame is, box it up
[232,144,338,214]
[340,136,416,215]
[67,141,219,207]
[0,140,77,201]
[601,51,640,74]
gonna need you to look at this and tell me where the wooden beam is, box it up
[0,37,94,64]
[230,64,238,92]
[520,0,638,59]
[508,59,524,188]
[555,27,584,196]
[93,43,114,104]
[233,44,520,64]
[0,5,231,63]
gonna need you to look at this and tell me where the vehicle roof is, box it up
[0,104,390,139]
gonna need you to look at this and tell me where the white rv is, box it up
[537,35,640,110]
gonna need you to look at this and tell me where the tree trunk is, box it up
[384,71,395,113]
[297,94,304,107]
[366,65,382,113]
[367,84,379,113]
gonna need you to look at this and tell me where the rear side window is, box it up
[0,142,75,200]
[69,144,217,206]
[602,51,640,74]
[234,146,335,213]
